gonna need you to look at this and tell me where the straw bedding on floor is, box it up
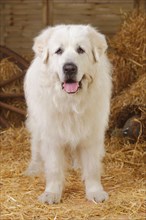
[0,127,145,220]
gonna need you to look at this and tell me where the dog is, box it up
[24,24,112,204]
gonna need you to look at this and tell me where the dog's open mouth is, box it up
[62,79,81,94]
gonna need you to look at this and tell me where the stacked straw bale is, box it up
[109,10,146,141]
[109,11,146,96]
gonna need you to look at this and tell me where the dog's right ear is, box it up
[32,27,52,63]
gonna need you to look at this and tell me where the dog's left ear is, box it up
[33,27,53,63]
[88,26,108,62]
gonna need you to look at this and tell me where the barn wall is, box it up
[47,0,134,36]
[0,0,144,56]
[0,0,44,56]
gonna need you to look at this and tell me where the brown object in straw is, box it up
[122,116,142,142]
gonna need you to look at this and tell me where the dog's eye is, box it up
[77,46,85,54]
[55,48,63,55]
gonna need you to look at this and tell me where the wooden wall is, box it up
[0,0,145,56]
[0,0,44,56]
[46,0,134,35]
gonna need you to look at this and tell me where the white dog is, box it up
[24,24,112,204]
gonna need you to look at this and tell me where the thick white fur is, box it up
[24,25,112,204]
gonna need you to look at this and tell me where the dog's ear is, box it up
[32,27,52,63]
[88,26,108,62]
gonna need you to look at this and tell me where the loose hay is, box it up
[0,127,145,220]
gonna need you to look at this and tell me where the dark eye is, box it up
[55,48,63,55]
[77,46,85,54]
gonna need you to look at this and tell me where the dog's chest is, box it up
[54,108,91,146]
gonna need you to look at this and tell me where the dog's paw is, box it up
[38,191,61,204]
[86,190,109,203]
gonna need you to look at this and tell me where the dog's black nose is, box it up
[63,63,77,76]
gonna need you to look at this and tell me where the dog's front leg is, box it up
[39,141,65,204]
[25,133,42,176]
[80,141,108,203]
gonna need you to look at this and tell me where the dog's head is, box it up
[33,25,107,94]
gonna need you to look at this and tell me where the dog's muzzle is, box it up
[62,62,80,94]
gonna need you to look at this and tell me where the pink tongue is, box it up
[63,82,79,93]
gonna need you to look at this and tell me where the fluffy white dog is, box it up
[24,24,112,204]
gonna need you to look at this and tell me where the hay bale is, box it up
[109,10,146,97]
[0,58,23,93]
[0,59,26,128]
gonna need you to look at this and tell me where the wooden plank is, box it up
[52,12,121,21]
[1,9,43,16]
[86,0,133,2]
[53,0,86,2]
[0,0,42,5]
[0,4,5,45]
[48,0,54,25]
[53,17,121,26]
[53,2,133,14]
[42,0,49,26]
